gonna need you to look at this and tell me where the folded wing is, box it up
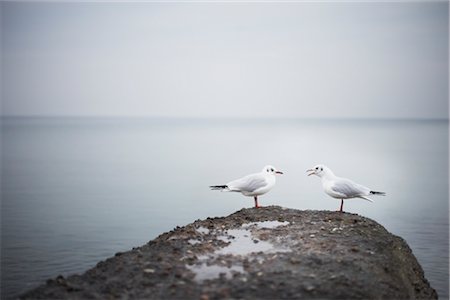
[331,178,370,198]
[228,174,268,193]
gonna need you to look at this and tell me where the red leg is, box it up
[339,199,344,212]
[254,196,260,208]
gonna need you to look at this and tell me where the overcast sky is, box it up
[1,2,448,119]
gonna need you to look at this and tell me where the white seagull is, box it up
[210,165,283,208]
[307,164,385,212]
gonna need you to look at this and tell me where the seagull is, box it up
[306,164,385,212]
[210,165,283,208]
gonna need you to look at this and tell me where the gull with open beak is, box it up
[307,164,385,212]
[210,165,283,208]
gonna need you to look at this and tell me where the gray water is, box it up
[1,117,448,299]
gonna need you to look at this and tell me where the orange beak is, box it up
[306,169,315,176]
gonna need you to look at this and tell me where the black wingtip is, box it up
[210,185,228,190]
[370,191,386,196]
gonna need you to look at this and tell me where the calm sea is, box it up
[1,117,448,299]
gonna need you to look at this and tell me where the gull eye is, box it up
[321,167,323,171]
[271,168,274,172]
[315,167,318,170]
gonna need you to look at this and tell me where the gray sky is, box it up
[1,2,448,118]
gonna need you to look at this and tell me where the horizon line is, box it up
[1,115,448,122]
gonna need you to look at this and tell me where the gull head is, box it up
[306,164,329,177]
[263,165,283,175]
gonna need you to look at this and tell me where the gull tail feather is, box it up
[358,196,373,202]
[210,185,229,191]
[370,190,386,196]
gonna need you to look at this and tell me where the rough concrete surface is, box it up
[21,206,437,299]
